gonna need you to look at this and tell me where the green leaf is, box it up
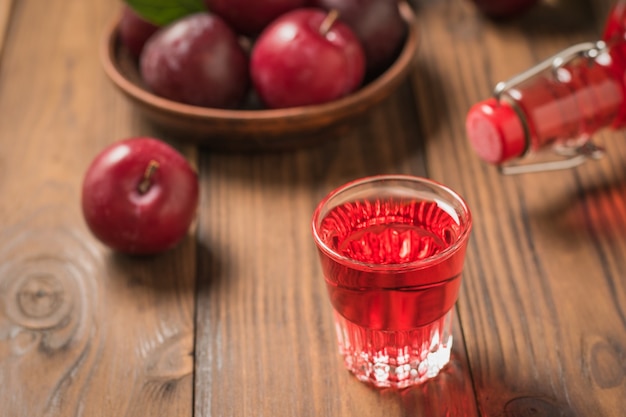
[124,0,206,26]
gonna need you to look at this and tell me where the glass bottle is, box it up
[465,2,626,174]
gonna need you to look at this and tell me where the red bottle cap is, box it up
[465,98,527,164]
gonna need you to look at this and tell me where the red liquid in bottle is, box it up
[466,3,626,165]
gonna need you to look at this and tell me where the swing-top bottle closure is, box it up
[466,41,609,175]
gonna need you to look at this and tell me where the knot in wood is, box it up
[17,273,65,320]
[504,396,573,417]
[4,257,77,331]
[589,340,625,389]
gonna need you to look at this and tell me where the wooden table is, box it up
[2,0,625,415]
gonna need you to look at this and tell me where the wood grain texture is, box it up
[0,0,12,59]
[412,0,626,415]
[0,0,195,416]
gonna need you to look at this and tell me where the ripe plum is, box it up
[81,137,199,255]
[118,6,160,59]
[140,12,249,108]
[204,0,308,36]
[312,0,407,76]
[250,8,365,108]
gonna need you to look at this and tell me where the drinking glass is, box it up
[311,175,472,388]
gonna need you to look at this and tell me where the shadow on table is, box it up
[194,237,229,295]
[379,355,577,417]
[106,235,198,293]
[527,168,626,243]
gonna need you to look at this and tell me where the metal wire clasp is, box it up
[494,41,609,175]
[499,140,605,175]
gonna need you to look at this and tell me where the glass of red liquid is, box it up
[312,175,472,388]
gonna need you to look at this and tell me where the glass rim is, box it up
[311,174,473,272]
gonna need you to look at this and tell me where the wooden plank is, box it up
[412,0,626,416]
[194,81,479,416]
[0,0,195,415]
[0,0,12,59]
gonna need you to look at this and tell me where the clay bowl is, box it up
[100,2,419,151]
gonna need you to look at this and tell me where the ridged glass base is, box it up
[333,309,454,388]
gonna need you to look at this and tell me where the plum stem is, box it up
[319,9,340,36]
[138,160,160,194]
